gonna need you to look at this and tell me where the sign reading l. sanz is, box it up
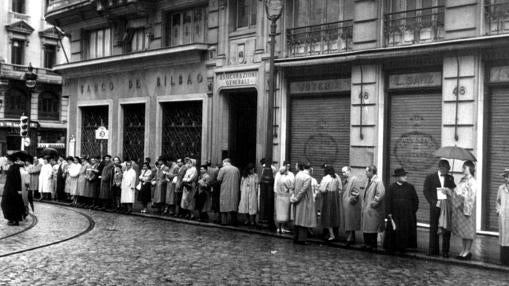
[290,78,351,94]
[217,71,258,87]
[389,72,442,89]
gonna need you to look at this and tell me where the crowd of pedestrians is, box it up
[2,151,509,265]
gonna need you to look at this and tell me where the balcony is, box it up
[286,20,353,58]
[485,1,509,35]
[384,6,445,47]
[0,63,62,85]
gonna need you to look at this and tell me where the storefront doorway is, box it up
[122,103,145,162]
[80,106,108,157]
[386,92,442,224]
[225,89,257,171]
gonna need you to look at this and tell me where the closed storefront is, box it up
[80,106,108,157]
[484,65,509,231]
[386,71,442,223]
[288,77,351,177]
[161,101,202,162]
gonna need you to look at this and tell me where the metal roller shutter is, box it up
[289,95,350,179]
[486,88,509,231]
[388,93,442,224]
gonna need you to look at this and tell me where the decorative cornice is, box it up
[5,20,34,36]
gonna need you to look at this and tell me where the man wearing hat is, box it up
[423,159,456,257]
[384,168,419,252]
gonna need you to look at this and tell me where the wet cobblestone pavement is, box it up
[1,203,508,285]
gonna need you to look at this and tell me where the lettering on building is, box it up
[289,78,351,94]
[216,71,258,88]
[394,131,438,171]
[490,66,509,83]
[389,72,442,89]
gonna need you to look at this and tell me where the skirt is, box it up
[83,180,97,198]
[77,176,87,197]
[112,185,121,198]
[451,203,476,239]
[181,185,196,211]
[65,177,79,196]
[275,192,291,222]
[166,183,175,205]
[152,182,167,204]
[138,182,152,204]
[320,191,341,228]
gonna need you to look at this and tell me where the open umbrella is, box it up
[9,151,33,163]
[433,146,477,162]
[40,147,59,159]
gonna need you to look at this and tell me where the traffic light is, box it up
[19,115,28,137]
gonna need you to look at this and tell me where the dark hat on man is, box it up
[103,154,112,159]
[501,168,509,177]
[392,167,408,177]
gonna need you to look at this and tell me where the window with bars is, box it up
[165,6,206,47]
[232,0,257,30]
[12,0,25,13]
[43,44,57,68]
[86,28,112,59]
[11,39,24,65]
[38,92,60,121]
[5,88,29,118]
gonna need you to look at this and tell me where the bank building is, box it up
[46,0,509,236]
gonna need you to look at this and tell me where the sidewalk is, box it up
[39,200,509,273]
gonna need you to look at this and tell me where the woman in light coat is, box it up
[181,159,198,219]
[121,161,137,213]
[291,163,317,244]
[238,163,259,225]
[497,168,509,265]
[274,166,294,233]
[66,157,82,206]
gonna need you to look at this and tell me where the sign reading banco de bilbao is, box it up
[389,72,442,89]
[289,78,351,94]
[216,71,258,88]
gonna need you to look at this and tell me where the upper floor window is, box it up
[86,28,111,59]
[292,0,353,27]
[38,92,60,121]
[5,88,29,118]
[485,0,509,35]
[11,39,24,65]
[126,28,147,53]
[12,0,25,13]
[43,44,57,68]
[165,7,206,47]
[233,0,257,30]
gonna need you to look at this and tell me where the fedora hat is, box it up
[501,168,509,177]
[392,167,408,177]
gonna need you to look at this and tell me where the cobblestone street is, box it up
[0,203,508,285]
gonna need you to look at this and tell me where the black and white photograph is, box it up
[1,0,509,285]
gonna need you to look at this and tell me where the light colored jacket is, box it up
[360,175,385,233]
[293,170,317,228]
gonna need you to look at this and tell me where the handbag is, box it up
[136,182,142,191]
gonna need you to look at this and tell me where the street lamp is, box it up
[259,0,283,229]
[21,63,37,151]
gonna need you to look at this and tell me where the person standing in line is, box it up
[84,157,99,208]
[423,160,456,258]
[174,158,188,217]
[76,156,89,206]
[360,165,385,251]
[164,158,178,215]
[497,168,509,265]
[449,160,477,260]
[39,156,54,201]
[181,158,198,219]
[55,156,67,201]
[111,156,123,211]
[384,168,419,252]
[138,162,153,213]
[24,158,35,212]
[27,156,41,200]
[207,161,221,223]
[290,162,316,244]
[19,159,30,217]
[341,166,361,246]
[152,156,169,214]
[217,158,240,226]
[196,164,212,222]
[319,166,342,241]
[121,160,137,214]
[238,163,259,226]
[1,154,26,226]
[274,164,294,233]
[66,157,81,206]
[99,155,114,210]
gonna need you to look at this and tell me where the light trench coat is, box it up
[121,168,137,204]
[497,184,509,246]
[360,175,385,233]
[341,175,361,231]
[293,170,317,228]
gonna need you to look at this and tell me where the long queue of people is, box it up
[2,152,509,265]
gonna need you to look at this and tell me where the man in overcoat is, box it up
[217,158,240,225]
[99,155,114,210]
[291,162,317,244]
[341,166,361,246]
[360,165,385,251]
[423,159,456,257]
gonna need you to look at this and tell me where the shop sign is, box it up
[290,78,351,94]
[95,126,109,140]
[37,143,66,149]
[389,72,442,89]
[0,120,38,128]
[394,131,439,171]
[489,66,509,83]
[216,71,257,88]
